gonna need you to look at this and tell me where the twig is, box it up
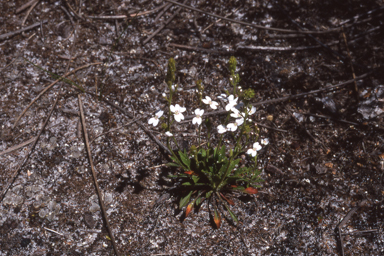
[303,113,360,126]
[237,26,380,52]
[165,0,344,34]
[60,5,75,26]
[201,7,240,33]
[86,3,171,20]
[0,21,47,41]
[13,62,102,128]
[21,0,40,28]
[135,3,170,18]
[86,15,128,20]
[90,117,142,145]
[154,3,172,23]
[143,0,187,45]
[339,5,384,25]
[64,0,83,20]
[341,27,359,103]
[0,137,36,157]
[16,0,38,14]
[43,227,64,236]
[1,90,61,204]
[336,200,367,256]
[78,95,120,256]
[278,5,348,62]
[169,43,233,55]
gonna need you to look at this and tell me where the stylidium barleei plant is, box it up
[152,57,265,229]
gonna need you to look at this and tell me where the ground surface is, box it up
[1,0,384,255]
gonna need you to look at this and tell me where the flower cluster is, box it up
[148,93,269,157]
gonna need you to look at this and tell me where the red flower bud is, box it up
[244,187,258,194]
[185,203,193,217]
[214,210,221,228]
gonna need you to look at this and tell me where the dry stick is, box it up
[143,0,187,44]
[86,3,171,20]
[279,5,350,63]
[303,113,360,126]
[86,15,128,20]
[154,3,172,23]
[0,21,47,41]
[341,27,359,103]
[16,0,38,14]
[78,95,120,256]
[90,117,142,145]
[60,5,75,26]
[0,137,36,157]
[201,7,240,33]
[199,72,372,118]
[165,0,346,34]
[21,0,40,28]
[64,0,83,20]
[169,43,231,55]
[339,5,384,25]
[336,200,367,256]
[13,62,102,129]
[171,26,380,53]
[0,90,61,204]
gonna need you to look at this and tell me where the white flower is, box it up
[247,106,256,115]
[217,93,228,101]
[236,118,244,126]
[230,108,242,119]
[261,138,269,145]
[247,142,262,157]
[170,104,186,122]
[192,108,204,125]
[202,96,219,110]
[148,110,164,127]
[217,125,227,134]
[225,95,238,111]
[165,131,173,137]
[227,118,243,132]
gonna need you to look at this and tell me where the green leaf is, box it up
[182,182,192,186]
[200,148,206,157]
[224,204,238,223]
[192,175,200,184]
[227,158,241,173]
[196,196,201,206]
[219,145,226,158]
[205,190,213,198]
[179,191,193,209]
[167,162,181,168]
[178,150,191,169]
